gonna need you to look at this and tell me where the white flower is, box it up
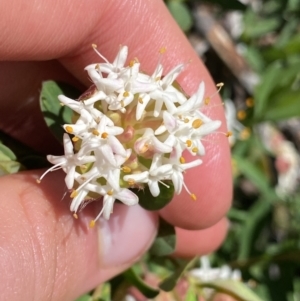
[40,45,223,223]
[124,154,173,197]
[189,256,241,282]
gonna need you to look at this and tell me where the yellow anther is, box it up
[190,193,197,201]
[65,126,73,133]
[107,190,113,196]
[70,190,78,198]
[73,213,78,219]
[101,132,108,139]
[246,97,254,107]
[92,129,100,136]
[192,147,198,153]
[127,178,136,186]
[216,82,224,88]
[226,131,233,137]
[155,76,161,81]
[138,97,143,104]
[123,91,129,97]
[204,97,210,105]
[192,119,203,129]
[89,220,96,228]
[72,136,79,142]
[184,118,189,123]
[129,60,136,67]
[237,110,246,120]
[121,100,125,107]
[36,179,41,184]
[60,103,64,106]
[159,47,167,54]
[92,44,97,49]
[186,140,192,147]
[122,166,131,173]
[240,128,251,140]
[180,156,185,164]
[140,143,149,153]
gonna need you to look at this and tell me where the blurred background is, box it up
[164,0,300,300]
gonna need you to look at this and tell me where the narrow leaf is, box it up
[159,258,197,292]
[149,218,176,256]
[202,279,264,301]
[124,268,159,298]
[39,81,80,143]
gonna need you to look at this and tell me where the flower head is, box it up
[38,45,223,224]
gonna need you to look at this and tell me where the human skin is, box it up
[0,0,232,300]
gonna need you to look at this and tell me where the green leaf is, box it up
[233,156,274,197]
[159,258,196,292]
[202,279,264,301]
[40,81,80,143]
[263,89,300,121]
[149,218,176,256]
[238,198,272,260]
[167,1,193,32]
[0,143,21,175]
[244,16,281,38]
[124,268,159,298]
[253,61,282,119]
[134,181,174,211]
[185,286,198,301]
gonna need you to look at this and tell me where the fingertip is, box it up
[173,218,229,258]
[0,171,158,301]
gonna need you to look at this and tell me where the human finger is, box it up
[0,170,157,301]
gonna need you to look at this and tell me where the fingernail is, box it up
[97,204,158,267]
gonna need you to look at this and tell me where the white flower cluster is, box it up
[39,45,222,225]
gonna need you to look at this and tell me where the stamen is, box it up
[127,178,136,186]
[240,128,251,140]
[192,147,198,153]
[72,136,79,142]
[123,91,129,97]
[158,181,170,188]
[107,190,113,196]
[192,119,203,129]
[89,220,96,228]
[180,156,185,164]
[186,140,192,147]
[91,44,110,64]
[73,213,78,219]
[92,129,100,136]
[70,190,78,198]
[122,166,131,173]
[204,82,224,105]
[190,193,197,201]
[37,163,64,183]
[101,132,108,139]
[65,126,73,133]
[159,47,167,54]
[246,97,254,107]
[204,97,210,105]
[129,60,135,67]
[182,182,196,201]
[138,97,143,104]
[237,110,246,120]
[226,131,233,137]
[184,118,189,123]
